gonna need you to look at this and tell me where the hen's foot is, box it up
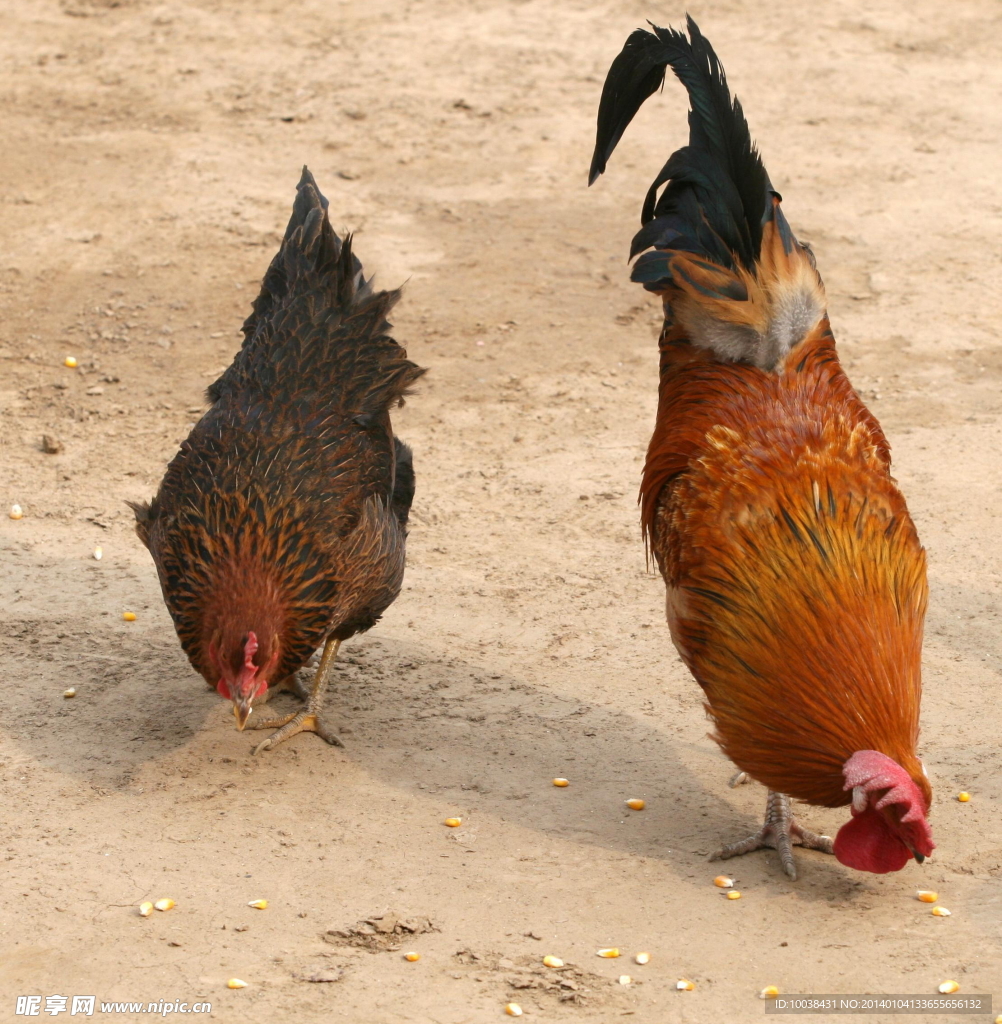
[710,790,833,880]
[250,637,343,754]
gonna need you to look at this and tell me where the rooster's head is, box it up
[833,750,934,873]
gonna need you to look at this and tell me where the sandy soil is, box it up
[2,0,1002,1020]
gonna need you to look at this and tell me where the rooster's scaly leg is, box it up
[249,637,343,754]
[710,790,833,880]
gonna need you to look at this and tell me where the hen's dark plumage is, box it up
[132,168,424,746]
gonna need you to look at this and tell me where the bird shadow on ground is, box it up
[3,566,870,905]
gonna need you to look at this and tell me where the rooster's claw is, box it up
[710,790,833,880]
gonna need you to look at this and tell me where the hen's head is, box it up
[833,750,934,874]
[209,630,278,730]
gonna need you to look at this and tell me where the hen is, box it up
[132,168,425,754]
[590,19,933,876]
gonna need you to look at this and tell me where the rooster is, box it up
[589,19,933,876]
[132,168,425,754]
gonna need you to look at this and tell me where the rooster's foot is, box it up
[250,636,343,754]
[709,790,833,880]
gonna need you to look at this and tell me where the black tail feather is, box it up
[207,167,425,415]
[240,166,369,349]
[589,16,772,285]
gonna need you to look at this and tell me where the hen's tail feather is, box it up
[208,167,425,415]
[240,167,369,348]
[589,18,824,371]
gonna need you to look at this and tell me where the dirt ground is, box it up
[2,0,1001,1020]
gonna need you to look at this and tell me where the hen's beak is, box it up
[233,697,254,731]
[914,852,925,864]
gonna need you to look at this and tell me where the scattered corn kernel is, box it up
[760,986,780,1000]
[154,898,175,912]
[226,979,247,990]
[634,952,650,965]
[542,956,563,968]
[931,906,952,917]
[597,948,620,958]
[64,356,78,368]
[713,875,734,888]
[917,891,938,903]
[138,902,153,917]
[93,547,103,561]
[444,817,462,827]
[993,1016,1002,1024]
[618,975,632,986]
[676,979,695,991]
[122,611,137,621]
[9,504,23,520]
[552,778,569,787]
[63,688,76,698]
[938,981,960,995]
[404,952,420,962]
[247,900,268,910]
[504,1003,523,1017]
[726,890,742,900]
[957,792,971,802]
[626,798,645,811]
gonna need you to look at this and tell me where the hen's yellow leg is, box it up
[249,637,343,754]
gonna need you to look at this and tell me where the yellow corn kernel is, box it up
[247,900,268,910]
[444,817,462,827]
[726,890,742,900]
[154,898,175,912]
[597,948,620,958]
[618,975,632,986]
[404,952,420,962]
[676,979,695,991]
[123,611,137,622]
[634,952,650,965]
[542,956,563,968]
[9,504,23,520]
[64,688,76,698]
[626,798,645,811]
[713,875,734,888]
[138,902,153,917]
[64,356,78,368]
[957,791,971,802]
[226,979,247,990]
[504,1004,523,1017]
[994,1016,1002,1024]
[917,891,938,903]
[938,981,960,995]
[93,547,103,561]
[552,778,569,787]
[931,907,952,917]
[760,986,780,1000]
